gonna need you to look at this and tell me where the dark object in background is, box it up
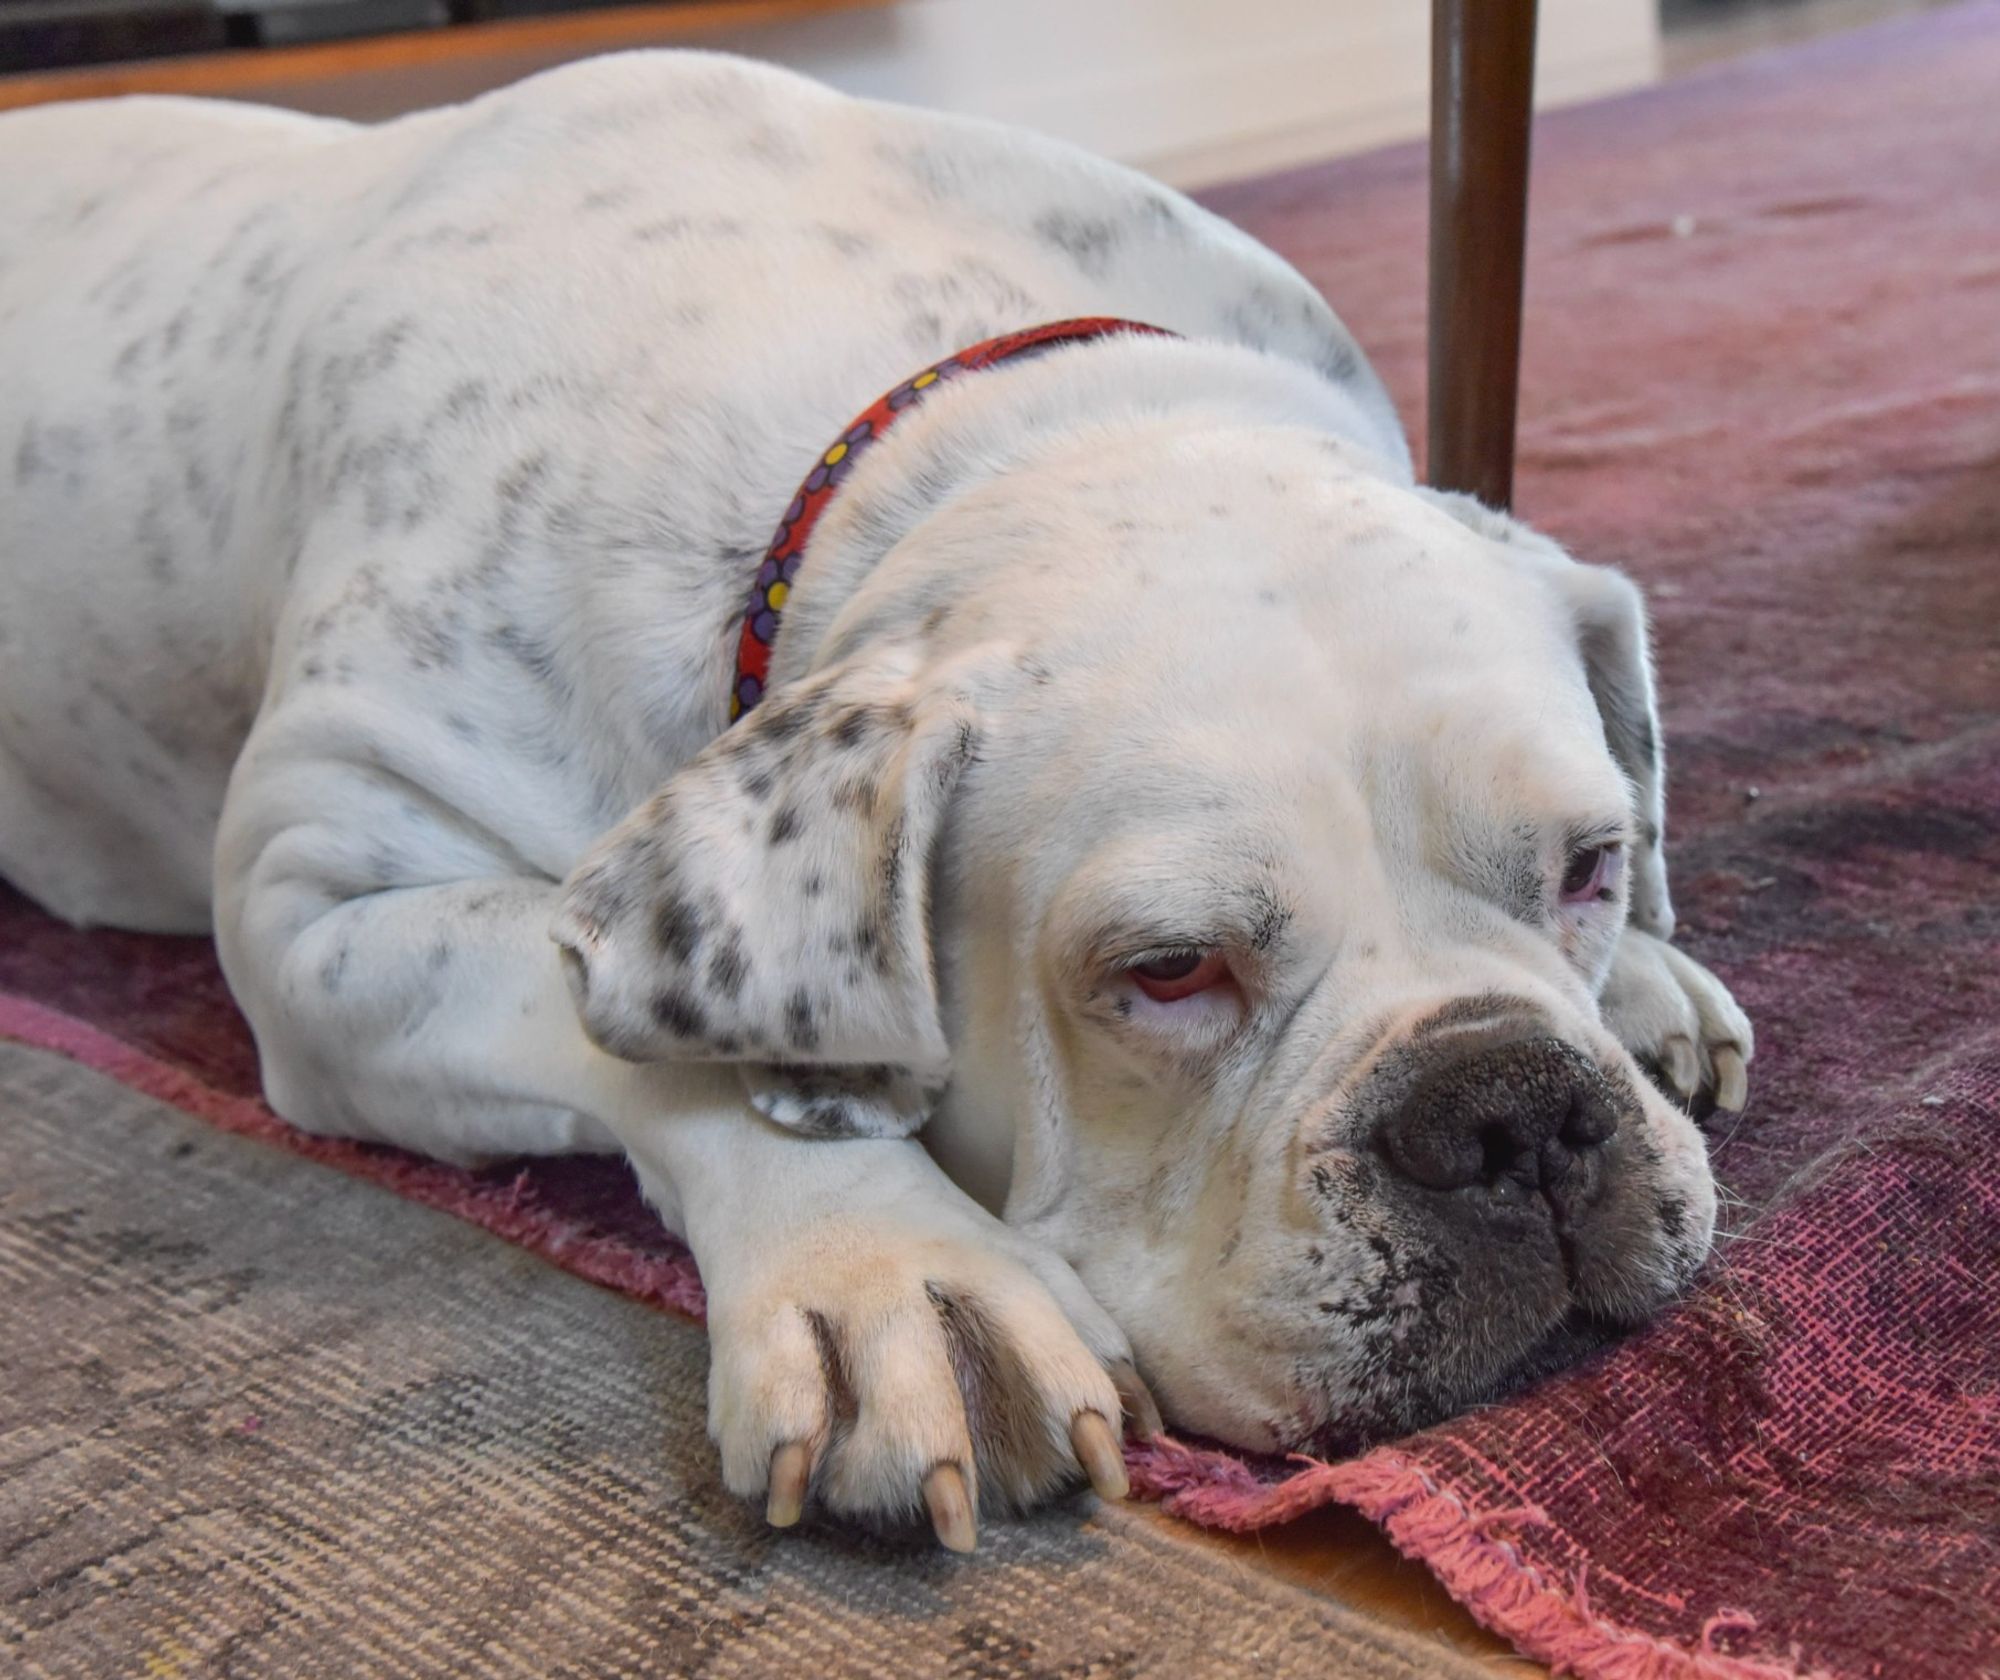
[222,0,448,51]
[0,0,660,72]
[1427,0,1538,512]
[0,1,224,72]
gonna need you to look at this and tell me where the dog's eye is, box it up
[1559,842,1622,904]
[1128,949,1230,1002]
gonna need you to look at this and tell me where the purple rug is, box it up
[5,8,1999,1676]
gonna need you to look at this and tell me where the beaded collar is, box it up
[729,317,1173,721]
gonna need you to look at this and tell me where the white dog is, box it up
[0,52,1751,1550]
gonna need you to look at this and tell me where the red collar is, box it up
[730,317,1174,721]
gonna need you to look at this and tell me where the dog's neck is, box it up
[760,333,1411,696]
[728,320,1173,722]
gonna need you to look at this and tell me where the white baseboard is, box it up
[682,0,1662,188]
[239,0,1662,184]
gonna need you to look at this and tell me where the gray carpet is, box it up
[0,1040,1487,1679]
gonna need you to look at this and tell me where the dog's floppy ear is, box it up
[1420,490,1673,938]
[552,647,988,1139]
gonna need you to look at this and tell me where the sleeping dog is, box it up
[0,52,1751,1551]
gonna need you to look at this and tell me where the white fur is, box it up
[0,53,1749,1530]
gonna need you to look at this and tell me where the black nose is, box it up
[1379,1036,1621,1213]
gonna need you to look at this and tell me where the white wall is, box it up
[683,0,1662,188]
[248,1,1660,184]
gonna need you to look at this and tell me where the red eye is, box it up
[1560,843,1621,904]
[1129,949,1230,1002]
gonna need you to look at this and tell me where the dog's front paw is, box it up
[1600,929,1754,1123]
[704,1209,1150,1551]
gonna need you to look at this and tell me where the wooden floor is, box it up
[1127,1504,1542,1671]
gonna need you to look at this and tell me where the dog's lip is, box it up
[1488,1304,1632,1395]
[1271,1301,1630,1456]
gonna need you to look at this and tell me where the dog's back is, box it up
[0,54,1388,934]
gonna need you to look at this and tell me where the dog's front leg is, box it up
[214,735,1138,1545]
[615,1087,1141,1546]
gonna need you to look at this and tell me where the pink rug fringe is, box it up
[1125,1437,1830,1679]
[0,991,709,1323]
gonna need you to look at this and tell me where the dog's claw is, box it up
[766,1441,811,1527]
[1110,1357,1164,1440]
[1070,1409,1129,1502]
[1712,1044,1749,1114]
[923,1463,977,1553]
[1662,1034,1700,1100]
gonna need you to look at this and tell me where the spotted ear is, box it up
[1420,490,1674,938]
[551,650,983,1139]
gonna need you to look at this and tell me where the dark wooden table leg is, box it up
[1428,0,1539,511]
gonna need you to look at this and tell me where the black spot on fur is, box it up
[1317,340,1362,384]
[706,931,748,1001]
[763,699,813,741]
[651,989,708,1041]
[496,451,553,518]
[1032,209,1122,277]
[653,896,703,964]
[789,1095,865,1138]
[784,987,820,1052]
[769,806,803,845]
[831,777,879,816]
[831,705,876,748]
[814,222,877,258]
[441,379,489,422]
[743,122,809,172]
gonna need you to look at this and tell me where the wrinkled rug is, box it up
[4,6,1999,1678]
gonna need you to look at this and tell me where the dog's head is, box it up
[553,422,1715,1452]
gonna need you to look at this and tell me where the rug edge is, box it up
[1128,1438,1835,1680]
[0,992,709,1322]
